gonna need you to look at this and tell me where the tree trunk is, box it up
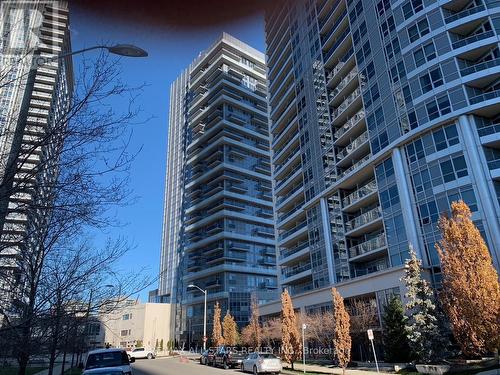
[60,348,67,375]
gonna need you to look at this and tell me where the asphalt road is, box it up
[132,356,247,375]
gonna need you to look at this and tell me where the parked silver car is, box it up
[241,352,282,374]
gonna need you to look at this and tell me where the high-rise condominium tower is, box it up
[0,1,73,313]
[261,0,500,352]
[159,33,277,345]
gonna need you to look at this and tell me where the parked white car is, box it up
[83,348,134,375]
[127,347,156,360]
[241,352,282,374]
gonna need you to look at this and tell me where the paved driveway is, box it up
[132,356,246,375]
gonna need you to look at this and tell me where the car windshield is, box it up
[260,353,277,359]
[86,352,129,369]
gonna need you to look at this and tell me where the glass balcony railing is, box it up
[320,10,348,45]
[338,154,371,179]
[280,240,309,260]
[335,110,365,139]
[277,203,304,224]
[349,234,386,258]
[336,131,369,161]
[342,180,377,207]
[444,4,485,24]
[477,122,500,137]
[274,146,301,174]
[278,221,307,241]
[282,262,311,278]
[276,183,303,205]
[452,30,495,49]
[332,87,362,120]
[469,88,500,105]
[318,0,343,30]
[326,47,354,82]
[328,68,358,102]
[345,206,381,232]
[460,57,500,77]
[323,27,350,63]
[275,164,302,191]
[352,261,388,278]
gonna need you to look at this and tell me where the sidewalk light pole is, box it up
[188,284,207,351]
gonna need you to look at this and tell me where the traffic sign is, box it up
[367,329,374,340]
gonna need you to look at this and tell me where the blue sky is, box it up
[70,6,265,301]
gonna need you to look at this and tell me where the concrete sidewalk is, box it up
[33,362,69,375]
[282,362,392,374]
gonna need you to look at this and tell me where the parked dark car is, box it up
[199,349,215,365]
[210,346,246,369]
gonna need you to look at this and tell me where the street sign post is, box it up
[367,329,379,373]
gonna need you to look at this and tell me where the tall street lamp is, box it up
[187,284,207,351]
[36,43,148,66]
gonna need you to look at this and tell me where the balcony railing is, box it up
[323,27,350,63]
[275,164,302,191]
[326,47,354,82]
[335,110,365,139]
[280,241,309,260]
[343,180,377,207]
[282,262,311,278]
[353,261,388,278]
[278,221,307,241]
[477,122,500,137]
[349,234,386,258]
[338,154,371,179]
[452,30,495,50]
[345,207,381,232]
[469,89,500,105]
[278,203,304,224]
[336,131,368,161]
[276,183,303,205]
[274,146,300,174]
[460,57,500,77]
[329,68,358,102]
[444,4,485,24]
[318,0,343,30]
[321,9,348,46]
[332,87,362,119]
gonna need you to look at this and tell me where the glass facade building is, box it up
[261,0,500,329]
[0,1,73,316]
[159,33,278,346]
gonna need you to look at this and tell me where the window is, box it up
[418,200,438,226]
[420,67,443,93]
[408,110,418,129]
[363,83,380,108]
[380,16,395,38]
[402,0,424,20]
[122,313,132,320]
[414,41,436,67]
[440,155,468,183]
[407,18,430,43]
[426,95,451,120]
[377,0,390,17]
[121,330,130,336]
[385,37,401,60]
[406,138,425,164]
[433,124,459,151]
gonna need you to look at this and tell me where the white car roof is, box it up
[87,348,126,355]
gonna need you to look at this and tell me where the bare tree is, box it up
[0,50,151,375]
[347,298,379,362]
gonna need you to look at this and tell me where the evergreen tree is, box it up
[402,246,445,363]
[160,339,164,352]
[281,290,301,370]
[212,301,224,346]
[155,338,159,351]
[222,311,239,346]
[331,288,351,375]
[382,296,411,363]
[437,201,500,357]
